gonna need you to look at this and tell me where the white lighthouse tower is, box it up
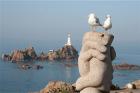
[65,33,72,46]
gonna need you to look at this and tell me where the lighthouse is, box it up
[65,33,72,46]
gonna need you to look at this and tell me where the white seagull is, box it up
[103,14,112,32]
[88,13,102,31]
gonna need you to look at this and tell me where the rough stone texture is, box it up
[76,31,116,93]
[40,81,75,93]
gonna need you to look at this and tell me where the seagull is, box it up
[88,13,102,31]
[102,14,112,32]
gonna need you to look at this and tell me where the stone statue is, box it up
[76,31,116,93]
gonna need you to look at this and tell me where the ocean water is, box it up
[0,54,140,93]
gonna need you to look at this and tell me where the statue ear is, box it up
[110,46,116,61]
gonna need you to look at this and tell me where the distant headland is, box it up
[1,33,79,62]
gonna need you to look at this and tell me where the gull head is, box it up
[106,14,111,18]
[88,13,96,18]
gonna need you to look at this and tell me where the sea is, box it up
[0,54,140,93]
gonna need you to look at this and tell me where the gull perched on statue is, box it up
[88,13,102,31]
[102,14,112,32]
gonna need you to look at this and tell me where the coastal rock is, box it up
[9,47,37,62]
[132,80,140,88]
[11,50,24,62]
[1,54,11,61]
[110,84,120,90]
[125,83,136,89]
[76,32,116,93]
[24,47,37,59]
[57,45,78,60]
[37,52,48,61]
[113,63,140,70]
[124,80,140,89]
[47,51,59,61]
[46,45,78,61]
[40,81,75,93]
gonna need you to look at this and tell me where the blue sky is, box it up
[0,0,140,54]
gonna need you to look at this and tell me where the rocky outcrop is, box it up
[1,54,12,61]
[37,52,48,61]
[110,80,140,93]
[46,45,78,61]
[2,47,37,62]
[40,81,76,93]
[124,80,140,89]
[2,45,78,62]
[113,63,140,70]
[57,45,78,60]
[76,32,116,93]
[24,47,37,60]
[47,51,59,61]
[132,80,140,89]
[36,80,140,93]
[11,50,24,62]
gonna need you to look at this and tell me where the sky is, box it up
[0,0,140,55]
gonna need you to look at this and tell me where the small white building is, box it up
[49,50,54,52]
[65,33,72,46]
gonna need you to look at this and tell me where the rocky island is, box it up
[1,33,78,62]
[46,45,78,61]
[113,63,140,70]
[2,46,37,62]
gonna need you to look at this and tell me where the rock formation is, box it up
[113,63,140,70]
[11,50,24,62]
[124,80,140,89]
[76,32,116,93]
[57,45,78,60]
[2,47,37,62]
[46,45,78,61]
[2,45,78,61]
[37,52,48,61]
[40,81,75,93]
[1,54,11,61]
[47,51,59,61]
